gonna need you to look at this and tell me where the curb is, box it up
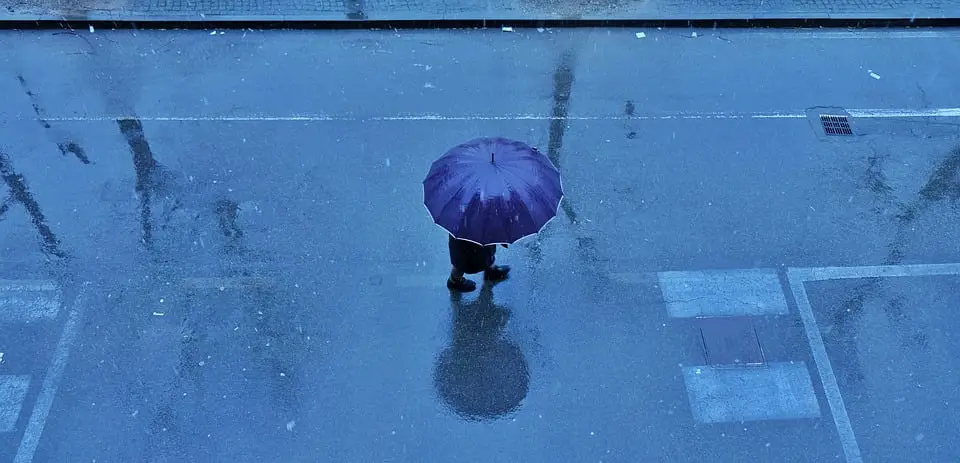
[0,15,958,29]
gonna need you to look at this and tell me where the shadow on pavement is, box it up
[434,283,530,421]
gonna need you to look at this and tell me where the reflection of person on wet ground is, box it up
[447,235,510,292]
[434,282,529,420]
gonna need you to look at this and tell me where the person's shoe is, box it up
[484,265,511,282]
[447,276,477,292]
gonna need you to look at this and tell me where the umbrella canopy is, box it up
[423,137,563,245]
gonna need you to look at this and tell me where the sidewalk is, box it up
[1,0,956,23]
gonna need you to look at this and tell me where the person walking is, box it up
[422,137,564,292]
[447,235,510,292]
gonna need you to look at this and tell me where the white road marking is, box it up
[180,277,276,290]
[14,282,90,463]
[28,107,960,122]
[394,274,450,288]
[792,262,960,281]
[682,362,821,424]
[620,262,960,463]
[0,281,57,291]
[0,375,31,433]
[0,281,61,323]
[658,268,789,317]
[786,271,862,463]
[732,30,960,40]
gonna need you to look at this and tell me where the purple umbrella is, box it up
[423,137,563,245]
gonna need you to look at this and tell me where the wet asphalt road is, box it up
[0,27,959,462]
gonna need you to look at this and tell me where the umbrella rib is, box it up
[434,182,471,233]
[497,162,560,226]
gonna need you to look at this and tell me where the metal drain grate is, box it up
[820,114,853,136]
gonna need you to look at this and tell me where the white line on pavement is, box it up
[737,30,960,40]
[682,362,821,424]
[14,282,90,463]
[394,275,450,288]
[0,375,31,433]
[785,272,863,463]
[792,262,960,281]
[30,107,960,122]
[180,277,276,290]
[0,281,62,323]
[657,268,789,317]
[0,281,58,291]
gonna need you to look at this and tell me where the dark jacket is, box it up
[449,235,496,274]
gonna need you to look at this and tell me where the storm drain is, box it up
[819,114,853,136]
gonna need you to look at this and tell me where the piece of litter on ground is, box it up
[210,30,218,35]
[869,70,881,79]
[219,31,225,35]
[0,352,4,364]
[501,26,514,32]
[691,31,698,38]
[152,312,165,316]
[537,27,545,32]
[286,420,296,431]
[89,25,95,33]
[423,82,435,88]
[635,32,646,39]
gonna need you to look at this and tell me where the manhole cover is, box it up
[819,114,853,136]
[695,317,765,367]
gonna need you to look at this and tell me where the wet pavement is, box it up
[0,27,959,462]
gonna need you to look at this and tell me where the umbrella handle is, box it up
[491,152,495,164]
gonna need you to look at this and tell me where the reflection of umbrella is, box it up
[423,137,563,246]
[434,286,530,421]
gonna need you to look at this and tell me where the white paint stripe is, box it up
[658,268,789,317]
[180,277,276,289]
[786,274,862,463]
[742,30,960,40]
[14,282,90,463]
[792,262,960,281]
[28,107,960,122]
[0,288,62,323]
[395,275,450,288]
[614,262,960,286]
[0,281,58,291]
[0,375,31,433]
[682,362,821,424]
